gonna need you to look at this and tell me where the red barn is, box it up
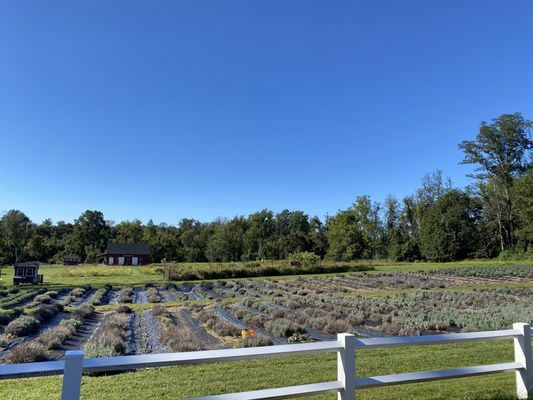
[63,255,81,265]
[99,243,150,266]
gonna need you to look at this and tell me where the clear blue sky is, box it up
[1,1,532,224]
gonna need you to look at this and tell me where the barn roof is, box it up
[103,243,150,255]
[14,262,39,268]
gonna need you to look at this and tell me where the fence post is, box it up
[337,333,356,400]
[61,350,84,400]
[513,323,532,399]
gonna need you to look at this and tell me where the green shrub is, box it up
[264,318,307,338]
[0,307,23,325]
[5,342,48,364]
[160,325,205,352]
[85,342,121,358]
[0,288,47,308]
[117,305,132,314]
[60,318,82,330]
[84,313,129,358]
[5,316,40,337]
[33,294,52,304]
[118,287,134,303]
[239,336,273,347]
[287,252,321,268]
[36,324,76,350]
[88,286,111,306]
[73,304,95,320]
[29,303,63,323]
[151,305,167,316]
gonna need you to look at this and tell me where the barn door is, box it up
[118,257,125,265]
[132,257,138,266]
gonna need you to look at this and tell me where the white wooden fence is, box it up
[0,323,531,400]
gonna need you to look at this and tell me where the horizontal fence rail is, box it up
[0,324,531,400]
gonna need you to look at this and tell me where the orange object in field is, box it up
[241,329,248,338]
[249,328,255,336]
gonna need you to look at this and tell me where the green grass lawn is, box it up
[1,339,525,400]
[0,264,164,288]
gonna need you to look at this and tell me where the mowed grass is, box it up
[1,339,525,400]
[0,260,531,289]
[0,264,163,288]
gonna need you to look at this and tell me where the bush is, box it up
[88,286,111,306]
[71,287,88,297]
[63,286,90,306]
[73,304,95,320]
[212,318,241,337]
[29,303,63,323]
[5,316,40,337]
[0,307,23,326]
[324,320,352,335]
[36,323,77,350]
[198,310,241,337]
[287,332,310,343]
[264,318,307,338]
[117,305,133,314]
[60,318,82,330]
[151,305,167,316]
[85,342,122,358]
[118,287,134,304]
[287,252,321,268]
[239,336,273,347]
[85,313,129,357]
[0,288,47,309]
[5,342,48,364]
[160,326,205,352]
[33,294,52,304]
[146,287,162,303]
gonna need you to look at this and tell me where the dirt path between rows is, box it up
[134,288,148,304]
[133,310,166,354]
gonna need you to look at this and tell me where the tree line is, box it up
[1,113,531,265]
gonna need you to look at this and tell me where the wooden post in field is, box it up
[61,350,84,400]
[513,323,532,399]
[337,333,356,400]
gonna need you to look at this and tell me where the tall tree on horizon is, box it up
[459,113,533,251]
[0,210,32,263]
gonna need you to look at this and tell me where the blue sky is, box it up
[1,1,532,224]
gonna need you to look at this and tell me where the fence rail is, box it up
[0,323,531,400]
